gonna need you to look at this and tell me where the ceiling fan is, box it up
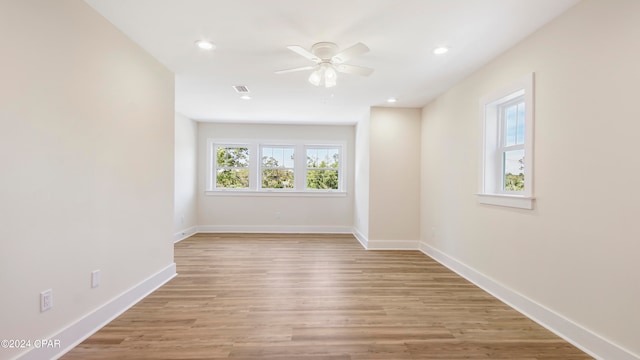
[275,42,374,88]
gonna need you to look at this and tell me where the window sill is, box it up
[206,190,347,198]
[476,193,534,209]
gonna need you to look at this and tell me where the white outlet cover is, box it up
[91,270,101,288]
[40,289,52,312]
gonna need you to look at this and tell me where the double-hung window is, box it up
[261,146,295,189]
[478,73,534,209]
[214,145,250,189]
[306,147,340,190]
[498,97,525,193]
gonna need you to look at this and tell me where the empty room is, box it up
[1,0,639,359]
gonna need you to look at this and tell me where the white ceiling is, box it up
[84,0,580,124]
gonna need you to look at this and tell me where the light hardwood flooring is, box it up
[62,233,592,359]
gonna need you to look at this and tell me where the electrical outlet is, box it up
[91,270,101,288]
[40,289,52,312]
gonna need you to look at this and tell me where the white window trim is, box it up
[477,73,535,210]
[205,190,347,198]
[206,139,346,196]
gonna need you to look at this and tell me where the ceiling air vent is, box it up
[232,85,250,94]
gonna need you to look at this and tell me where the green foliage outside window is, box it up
[504,173,524,191]
[262,168,294,188]
[261,154,294,189]
[504,157,524,191]
[216,147,249,188]
[214,145,341,191]
[306,150,339,190]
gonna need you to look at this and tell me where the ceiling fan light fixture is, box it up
[308,68,323,86]
[308,64,338,88]
[281,41,371,88]
[324,65,337,87]
[325,65,337,79]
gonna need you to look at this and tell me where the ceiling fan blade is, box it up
[331,42,369,63]
[335,64,374,76]
[286,45,320,62]
[274,65,316,74]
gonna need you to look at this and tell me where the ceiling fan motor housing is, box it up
[311,42,339,61]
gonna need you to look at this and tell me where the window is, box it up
[306,147,340,190]
[207,140,345,195]
[214,145,250,189]
[478,73,534,209]
[261,146,295,189]
[499,98,525,193]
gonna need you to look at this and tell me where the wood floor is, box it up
[62,233,592,359]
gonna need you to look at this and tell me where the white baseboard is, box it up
[16,263,177,360]
[418,241,639,360]
[352,227,368,249]
[366,239,419,250]
[173,226,197,243]
[197,225,353,234]
[349,229,419,251]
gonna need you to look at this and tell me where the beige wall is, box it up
[0,1,175,358]
[420,0,640,356]
[197,123,355,231]
[369,107,421,242]
[174,113,198,237]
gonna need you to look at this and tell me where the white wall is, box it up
[0,1,175,359]
[197,123,355,232]
[174,113,198,240]
[420,0,640,357]
[353,112,370,241]
[369,107,421,243]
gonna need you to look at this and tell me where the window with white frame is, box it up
[214,145,250,189]
[306,146,340,190]
[478,73,534,209]
[499,97,526,193]
[207,140,344,194]
[261,146,295,189]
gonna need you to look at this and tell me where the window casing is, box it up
[478,73,534,209]
[207,140,345,195]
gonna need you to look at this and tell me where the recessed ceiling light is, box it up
[195,40,215,50]
[433,46,449,55]
[387,97,398,103]
[240,95,251,100]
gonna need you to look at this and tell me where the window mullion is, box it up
[295,144,305,190]
[249,144,258,191]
